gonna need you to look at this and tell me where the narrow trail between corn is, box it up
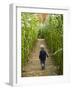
[22,39,58,77]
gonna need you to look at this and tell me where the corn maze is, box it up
[21,13,63,76]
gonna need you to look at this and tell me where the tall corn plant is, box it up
[21,13,39,66]
[43,14,63,75]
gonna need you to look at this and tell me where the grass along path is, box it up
[22,39,58,77]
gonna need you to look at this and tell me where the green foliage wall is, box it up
[21,13,39,66]
[43,14,63,74]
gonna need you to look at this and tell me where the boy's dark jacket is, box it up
[39,49,48,61]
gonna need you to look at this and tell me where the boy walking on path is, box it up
[39,45,48,70]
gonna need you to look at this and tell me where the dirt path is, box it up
[22,39,58,77]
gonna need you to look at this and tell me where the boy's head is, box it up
[40,44,44,50]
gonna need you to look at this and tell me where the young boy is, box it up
[39,45,48,70]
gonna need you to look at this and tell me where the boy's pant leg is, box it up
[43,60,46,69]
[41,60,45,70]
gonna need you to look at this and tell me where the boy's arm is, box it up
[39,51,41,59]
[39,54,40,59]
